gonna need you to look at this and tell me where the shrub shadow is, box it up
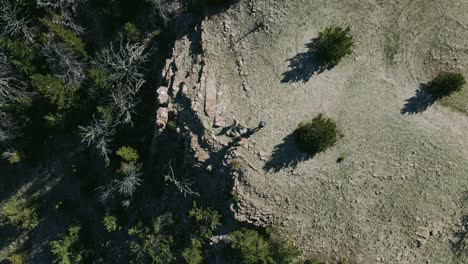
[401,84,435,115]
[263,135,309,173]
[281,38,331,83]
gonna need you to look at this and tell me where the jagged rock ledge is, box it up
[152,21,271,227]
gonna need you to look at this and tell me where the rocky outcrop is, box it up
[152,19,271,228]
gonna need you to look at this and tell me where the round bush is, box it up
[316,26,353,67]
[295,114,338,156]
[427,72,466,99]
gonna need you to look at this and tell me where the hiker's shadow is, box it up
[401,84,435,115]
[281,38,330,83]
[263,135,309,173]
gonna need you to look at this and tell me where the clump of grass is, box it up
[230,159,242,170]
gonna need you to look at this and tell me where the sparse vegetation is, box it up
[189,203,222,239]
[128,213,175,264]
[426,72,466,99]
[0,197,38,231]
[294,114,338,156]
[316,26,353,67]
[228,228,301,264]
[181,238,204,264]
[116,146,139,162]
[50,225,90,264]
[7,253,28,264]
[102,213,119,232]
[2,149,22,163]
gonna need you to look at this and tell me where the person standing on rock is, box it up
[235,120,267,145]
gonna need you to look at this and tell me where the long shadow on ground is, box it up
[401,84,435,115]
[263,135,309,173]
[281,38,330,83]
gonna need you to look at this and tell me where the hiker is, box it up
[237,120,267,142]
[227,118,247,138]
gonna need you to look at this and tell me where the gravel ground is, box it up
[200,0,468,263]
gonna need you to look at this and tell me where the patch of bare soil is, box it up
[191,0,468,263]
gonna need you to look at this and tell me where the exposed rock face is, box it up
[156,86,169,106]
[152,17,271,228]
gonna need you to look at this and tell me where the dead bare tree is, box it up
[93,42,148,85]
[147,0,171,25]
[56,12,85,34]
[164,161,199,197]
[79,117,114,164]
[98,161,143,208]
[110,79,144,125]
[111,90,138,126]
[43,41,86,87]
[0,1,34,42]
[0,112,17,143]
[0,56,28,104]
[36,0,82,13]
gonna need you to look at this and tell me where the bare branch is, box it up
[0,55,28,104]
[147,0,171,25]
[0,1,34,42]
[117,162,143,196]
[56,12,85,35]
[110,80,144,125]
[93,42,148,85]
[97,161,143,207]
[79,118,114,164]
[0,111,18,143]
[36,0,82,13]
[164,161,199,197]
[42,41,85,87]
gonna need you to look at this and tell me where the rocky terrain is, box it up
[157,0,468,263]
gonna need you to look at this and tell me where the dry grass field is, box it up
[199,0,468,262]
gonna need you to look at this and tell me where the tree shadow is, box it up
[281,38,330,83]
[263,135,309,173]
[401,84,435,115]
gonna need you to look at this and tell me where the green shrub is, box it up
[270,237,301,264]
[2,150,22,164]
[40,18,88,58]
[87,68,110,91]
[229,229,272,264]
[50,225,90,264]
[7,253,28,264]
[128,213,174,264]
[228,228,301,264]
[44,113,66,129]
[0,37,39,75]
[189,204,221,239]
[230,159,241,170]
[316,26,353,67]
[294,114,338,156]
[102,213,119,232]
[122,23,143,43]
[30,74,77,111]
[182,238,204,264]
[0,197,38,231]
[427,72,466,99]
[165,120,179,139]
[116,146,139,162]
